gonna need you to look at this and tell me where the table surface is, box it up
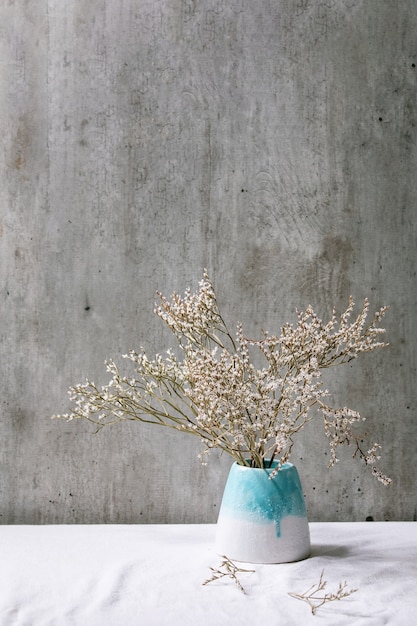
[1,522,416,626]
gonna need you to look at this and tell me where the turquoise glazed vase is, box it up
[215,461,311,563]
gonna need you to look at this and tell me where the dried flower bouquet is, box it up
[54,272,391,484]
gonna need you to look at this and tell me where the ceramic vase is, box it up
[215,461,311,563]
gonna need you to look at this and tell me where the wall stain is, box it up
[299,235,353,304]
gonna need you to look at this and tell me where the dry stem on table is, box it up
[202,556,255,594]
[288,569,358,615]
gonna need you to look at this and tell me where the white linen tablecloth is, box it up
[1,522,416,625]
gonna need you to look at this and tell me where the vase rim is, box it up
[236,460,293,471]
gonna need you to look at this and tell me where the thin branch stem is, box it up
[288,569,358,615]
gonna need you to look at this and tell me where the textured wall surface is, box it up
[1,0,416,524]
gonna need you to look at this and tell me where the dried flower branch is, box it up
[288,569,358,614]
[53,271,391,483]
[203,556,255,594]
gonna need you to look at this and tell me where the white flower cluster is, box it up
[53,272,391,484]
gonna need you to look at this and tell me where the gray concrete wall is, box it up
[1,0,416,524]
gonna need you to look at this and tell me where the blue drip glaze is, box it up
[219,462,307,538]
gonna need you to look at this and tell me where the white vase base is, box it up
[215,514,311,564]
